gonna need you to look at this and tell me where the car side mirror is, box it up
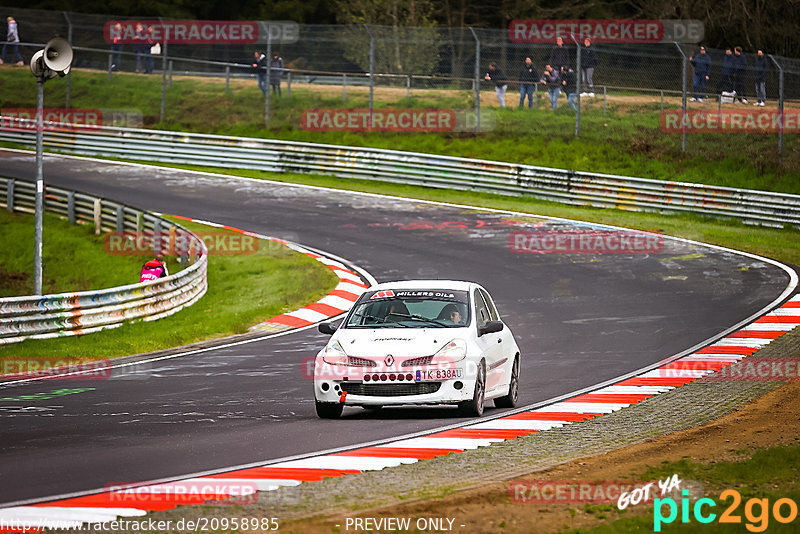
[478,320,504,336]
[318,322,337,335]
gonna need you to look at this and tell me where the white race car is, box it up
[313,280,521,418]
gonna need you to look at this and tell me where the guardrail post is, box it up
[93,198,102,235]
[342,73,347,101]
[6,179,14,212]
[153,219,162,254]
[116,205,124,233]
[406,75,411,99]
[136,211,144,232]
[168,60,173,87]
[225,66,230,92]
[287,71,292,97]
[67,191,75,224]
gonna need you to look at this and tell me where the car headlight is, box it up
[321,340,348,366]
[430,338,467,364]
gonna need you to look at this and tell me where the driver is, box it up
[439,303,465,325]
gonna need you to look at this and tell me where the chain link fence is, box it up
[1,6,798,165]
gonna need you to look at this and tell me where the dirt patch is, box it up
[282,380,800,533]
[0,266,30,296]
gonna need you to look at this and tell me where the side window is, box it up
[474,289,490,328]
[479,289,499,321]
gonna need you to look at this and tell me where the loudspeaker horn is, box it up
[43,37,73,74]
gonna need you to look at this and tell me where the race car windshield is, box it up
[345,290,470,328]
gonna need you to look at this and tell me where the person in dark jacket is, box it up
[484,61,508,108]
[518,57,539,108]
[561,65,578,111]
[269,53,284,96]
[252,51,267,95]
[548,37,569,71]
[690,45,711,101]
[753,49,769,106]
[540,64,561,110]
[580,38,598,97]
[732,46,748,103]
[719,48,735,94]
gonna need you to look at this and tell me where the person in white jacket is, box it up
[1,16,23,66]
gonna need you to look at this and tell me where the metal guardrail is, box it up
[0,176,208,344]
[0,123,799,228]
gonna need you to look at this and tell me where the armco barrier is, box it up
[0,177,208,344]
[1,122,798,228]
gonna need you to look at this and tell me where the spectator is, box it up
[518,57,538,108]
[252,51,267,95]
[0,16,23,66]
[540,64,561,110]
[110,22,122,71]
[689,45,711,102]
[134,22,147,73]
[548,37,569,71]
[753,49,769,106]
[139,252,168,282]
[733,46,748,103]
[269,53,284,96]
[561,65,578,111]
[484,61,508,108]
[719,48,735,94]
[580,38,597,97]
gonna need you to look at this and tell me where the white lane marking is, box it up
[184,478,302,491]
[270,456,417,471]
[711,338,773,347]
[542,402,630,413]
[591,385,674,395]
[740,323,796,331]
[382,437,500,449]
[680,354,745,362]
[467,420,568,431]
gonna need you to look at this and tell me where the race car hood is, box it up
[334,329,465,361]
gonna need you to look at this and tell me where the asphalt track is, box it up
[0,150,794,505]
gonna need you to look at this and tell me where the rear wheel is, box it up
[494,356,519,408]
[459,360,485,417]
[316,401,343,419]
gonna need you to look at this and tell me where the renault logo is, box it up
[384,355,394,366]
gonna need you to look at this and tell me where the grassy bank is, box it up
[1,66,797,193]
[0,216,339,360]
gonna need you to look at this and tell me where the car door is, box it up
[473,288,505,393]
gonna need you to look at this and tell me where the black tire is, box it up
[459,360,485,417]
[316,401,343,419]
[494,356,519,408]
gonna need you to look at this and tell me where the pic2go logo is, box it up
[654,489,798,532]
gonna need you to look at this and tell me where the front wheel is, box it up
[316,401,343,419]
[494,356,519,408]
[459,360,485,417]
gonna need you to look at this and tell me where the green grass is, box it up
[559,445,800,533]
[0,216,339,361]
[1,67,798,193]
[0,209,169,296]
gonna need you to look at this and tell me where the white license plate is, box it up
[416,368,463,381]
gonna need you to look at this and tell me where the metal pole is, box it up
[603,85,607,115]
[225,66,230,91]
[287,71,291,97]
[168,60,173,87]
[343,73,347,101]
[265,32,272,127]
[34,77,44,295]
[469,27,480,133]
[107,54,113,81]
[572,33,581,137]
[63,12,72,109]
[160,41,168,123]
[674,42,687,152]
[407,75,411,99]
[660,90,664,113]
[364,24,374,127]
[769,55,784,160]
